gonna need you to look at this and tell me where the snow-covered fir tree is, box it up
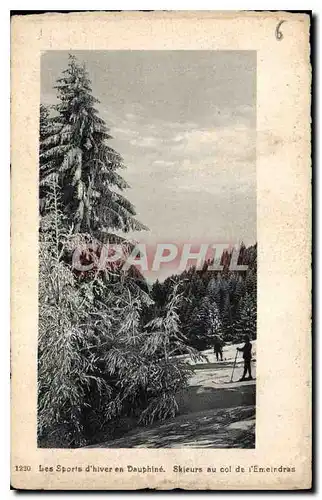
[189,296,223,349]
[235,292,257,341]
[40,55,147,238]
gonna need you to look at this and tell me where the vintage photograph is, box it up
[11,11,311,490]
[38,50,257,450]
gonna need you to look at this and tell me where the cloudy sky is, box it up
[41,51,256,276]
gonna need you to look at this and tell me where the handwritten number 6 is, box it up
[276,20,286,41]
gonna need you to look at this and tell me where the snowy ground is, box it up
[88,342,256,448]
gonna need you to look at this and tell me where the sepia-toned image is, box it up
[38,50,257,450]
[11,11,311,490]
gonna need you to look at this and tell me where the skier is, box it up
[213,334,224,362]
[236,335,253,381]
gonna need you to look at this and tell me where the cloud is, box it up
[106,100,255,160]
[130,136,163,148]
[153,160,176,166]
[101,102,256,239]
[173,157,256,195]
[125,113,138,121]
[171,123,255,162]
[112,127,139,139]
[110,112,256,201]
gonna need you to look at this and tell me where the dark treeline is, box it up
[143,243,257,350]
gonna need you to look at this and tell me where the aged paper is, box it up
[11,11,311,490]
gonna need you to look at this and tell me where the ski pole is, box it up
[230,349,238,382]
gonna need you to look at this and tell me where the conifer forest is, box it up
[38,55,257,448]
